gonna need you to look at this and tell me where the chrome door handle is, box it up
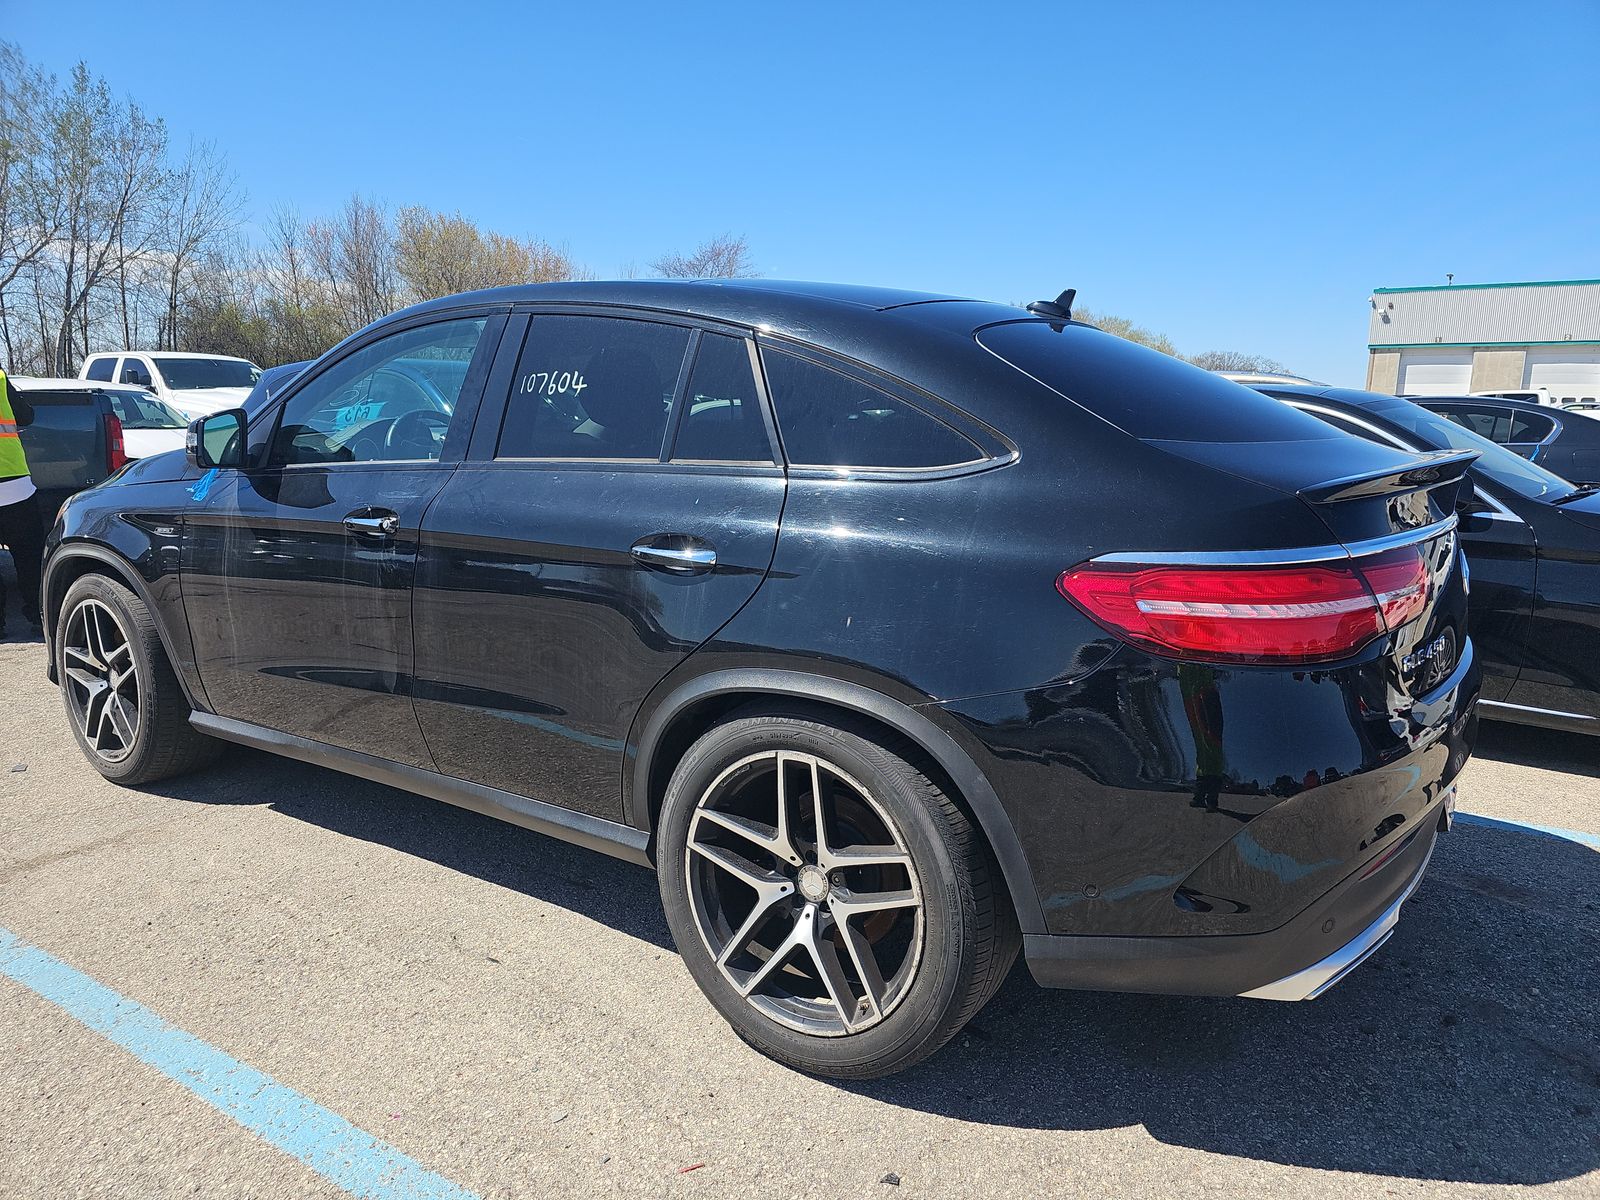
[630,540,717,573]
[344,512,399,539]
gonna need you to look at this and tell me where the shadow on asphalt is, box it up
[1473,718,1600,780]
[151,746,1597,1186]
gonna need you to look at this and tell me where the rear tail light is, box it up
[1057,545,1430,664]
[106,413,128,474]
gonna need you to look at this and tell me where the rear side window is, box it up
[672,334,773,463]
[498,316,691,460]
[1509,411,1556,442]
[978,321,1338,443]
[762,350,981,469]
[84,357,115,382]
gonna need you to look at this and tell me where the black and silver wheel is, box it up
[658,710,1018,1078]
[62,598,144,763]
[55,574,220,785]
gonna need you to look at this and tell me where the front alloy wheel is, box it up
[686,750,924,1036]
[55,573,221,785]
[62,597,142,763]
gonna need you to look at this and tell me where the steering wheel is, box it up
[385,408,450,457]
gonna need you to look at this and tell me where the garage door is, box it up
[1398,350,1473,396]
[1525,348,1600,404]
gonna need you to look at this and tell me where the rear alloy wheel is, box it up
[658,712,1017,1078]
[56,574,220,785]
[686,750,925,1036]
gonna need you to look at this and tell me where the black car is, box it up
[1255,384,1600,736]
[1415,394,1600,485]
[42,281,1476,1077]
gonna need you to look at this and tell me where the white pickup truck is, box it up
[78,351,262,419]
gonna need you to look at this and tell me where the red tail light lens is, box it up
[1057,546,1430,664]
[106,413,128,474]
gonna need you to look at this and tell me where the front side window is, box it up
[84,357,115,382]
[761,349,982,469]
[672,333,773,463]
[270,317,486,466]
[497,316,691,460]
[120,358,152,387]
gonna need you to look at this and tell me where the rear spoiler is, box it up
[1296,449,1479,505]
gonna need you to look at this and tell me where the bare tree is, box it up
[394,207,581,302]
[305,194,396,334]
[651,233,756,279]
[1073,307,1178,356]
[157,139,240,349]
[0,43,65,364]
[45,63,169,374]
[1187,349,1293,374]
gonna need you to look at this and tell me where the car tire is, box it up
[657,709,1019,1078]
[55,574,221,786]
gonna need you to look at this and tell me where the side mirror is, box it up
[187,408,246,470]
[1455,489,1495,519]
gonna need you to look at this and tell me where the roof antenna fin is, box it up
[1026,288,1076,322]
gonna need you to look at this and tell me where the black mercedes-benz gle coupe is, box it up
[43,280,1478,1077]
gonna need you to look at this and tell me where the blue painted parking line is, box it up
[1456,811,1600,851]
[0,927,480,1200]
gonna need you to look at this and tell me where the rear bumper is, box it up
[1024,786,1449,998]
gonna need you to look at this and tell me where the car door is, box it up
[1503,495,1600,722]
[182,312,503,766]
[411,311,785,819]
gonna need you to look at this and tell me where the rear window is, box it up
[103,388,188,429]
[977,321,1338,443]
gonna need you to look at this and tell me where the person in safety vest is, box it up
[0,368,44,638]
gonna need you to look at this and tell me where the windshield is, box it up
[102,388,187,430]
[151,356,261,390]
[1371,398,1576,502]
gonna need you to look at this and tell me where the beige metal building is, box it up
[1365,278,1600,401]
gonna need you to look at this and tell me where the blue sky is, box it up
[9,1,1598,383]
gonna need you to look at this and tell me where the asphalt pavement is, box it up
[2,605,1597,1199]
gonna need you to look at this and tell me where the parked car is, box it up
[42,281,1477,1077]
[78,351,262,419]
[15,376,187,466]
[242,360,310,415]
[1417,394,1600,485]
[1252,383,1600,736]
[10,378,133,531]
[1470,388,1553,406]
